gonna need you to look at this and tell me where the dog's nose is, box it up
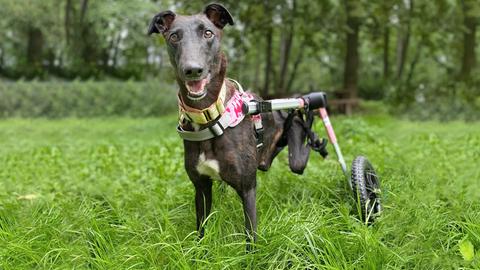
[184,65,204,78]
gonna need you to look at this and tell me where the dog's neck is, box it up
[177,53,231,110]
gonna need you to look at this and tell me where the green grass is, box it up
[0,115,479,269]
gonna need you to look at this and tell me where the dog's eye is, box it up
[204,30,214,39]
[169,33,180,43]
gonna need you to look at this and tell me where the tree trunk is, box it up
[395,31,409,79]
[277,28,293,96]
[46,48,56,72]
[253,50,261,91]
[65,0,72,45]
[286,39,306,92]
[112,34,122,67]
[80,0,89,24]
[396,0,413,80]
[343,2,361,99]
[77,0,98,68]
[406,39,424,87]
[383,26,390,79]
[81,27,98,65]
[261,0,274,97]
[460,2,477,80]
[0,46,4,73]
[262,29,273,97]
[27,28,44,67]
[276,1,296,96]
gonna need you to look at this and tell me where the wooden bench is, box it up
[329,98,359,115]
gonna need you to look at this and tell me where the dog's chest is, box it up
[196,152,221,180]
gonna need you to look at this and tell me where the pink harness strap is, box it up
[224,90,261,128]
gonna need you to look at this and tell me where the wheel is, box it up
[351,156,382,223]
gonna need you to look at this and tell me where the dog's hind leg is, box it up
[193,177,213,238]
[287,115,311,174]
[257,111,287,171]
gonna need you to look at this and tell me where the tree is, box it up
[395,0,413,80]
[0,0,63,77]
[343,0,365,100]
[262,0,275,97]
[375,0,397,80]
[460,0,479,80]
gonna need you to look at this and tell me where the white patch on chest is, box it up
[196,153,221,180]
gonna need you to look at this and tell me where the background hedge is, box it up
[0,81,178,118]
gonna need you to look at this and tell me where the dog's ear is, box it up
[148,10,176,35]
[204,3,234,29]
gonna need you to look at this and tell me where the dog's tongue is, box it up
[186,79,208,94]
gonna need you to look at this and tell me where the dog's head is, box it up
[148,4,234,101]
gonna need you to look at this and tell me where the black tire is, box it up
[351,156,381,223]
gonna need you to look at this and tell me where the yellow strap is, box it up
[179,81,227,125]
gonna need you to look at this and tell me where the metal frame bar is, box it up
[318,108,349,184]
[245,98,305,115]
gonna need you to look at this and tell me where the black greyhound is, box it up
[148,3,316,248]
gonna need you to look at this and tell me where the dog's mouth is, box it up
[185,74,211,100]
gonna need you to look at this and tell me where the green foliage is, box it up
[0,0,161,79]
[0,115,479,268]
[386,79,480,121]
[0,0,478,120]
[0,81,178,118]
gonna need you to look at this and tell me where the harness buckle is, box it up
[209,123,224,137]
[255,127,264,148]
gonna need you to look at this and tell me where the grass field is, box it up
[0,114,479,269]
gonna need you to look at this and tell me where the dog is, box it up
[148,3,318,248]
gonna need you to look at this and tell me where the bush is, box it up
[359,77,387,101]
[0,81,179,118]
[386,79,480,121]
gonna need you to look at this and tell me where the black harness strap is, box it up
[279,109,329,158]
[302,110,328,158]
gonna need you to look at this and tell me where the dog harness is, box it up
[177,79,263,146]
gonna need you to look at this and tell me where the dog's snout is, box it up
[184,65,204,78]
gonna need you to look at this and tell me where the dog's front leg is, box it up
[193,177,213,238]
[237,186,257,250]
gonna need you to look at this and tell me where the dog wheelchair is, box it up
[243,92,382,223]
